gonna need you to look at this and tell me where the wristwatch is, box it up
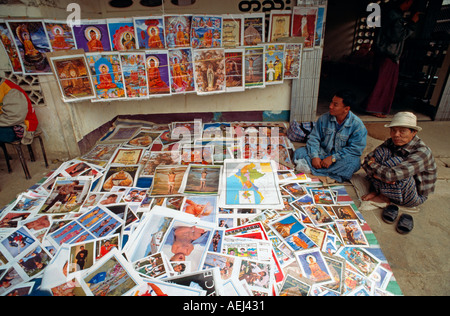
[331,156,336,163]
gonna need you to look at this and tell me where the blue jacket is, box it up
[306,111,367,162]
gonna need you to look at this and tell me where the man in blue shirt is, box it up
[294,90,367,182]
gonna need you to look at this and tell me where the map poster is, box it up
[219,159,284,210]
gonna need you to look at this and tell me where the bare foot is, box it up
[362,192,378,201]
[370,193,390,204]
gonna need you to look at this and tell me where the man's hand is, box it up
[321,156,334,169]
[311,157,322,169]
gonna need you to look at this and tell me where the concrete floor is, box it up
[0,120,449,296]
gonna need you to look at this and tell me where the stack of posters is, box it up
[0,120,399,296]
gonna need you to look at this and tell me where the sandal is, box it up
[396,214,414,235]
[382,205,399,224]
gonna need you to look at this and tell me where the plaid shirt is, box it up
[363,136,437,197]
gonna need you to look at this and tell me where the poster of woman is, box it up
[193,48,226,95]
[72,20,111,53]
[6,20,52,75]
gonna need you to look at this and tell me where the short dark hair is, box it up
[334,89,356,109]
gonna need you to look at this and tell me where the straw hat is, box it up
[384,112,422,132]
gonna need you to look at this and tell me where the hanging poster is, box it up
[225,48,245,93]
[291,6,318,50]
[244,46,265,89]
[264,43,285,85]
[0,20,23,73]
[120,52,148,99]
[168,48,195,94]
[6,20,52,75]
[269,10,292,42]
[133,16,165,49]
[44,20,76,51]
[193,48,226,95]
[190,15,222,49]
[72,20,111,53]
[164,15,192,49]
[107,18,136,51]
[145,50,171,97]
[86,52,126,101]
[222,15,242,48]
[49,52,96,103]
[242,14,265,46]
[315,5,327,48]
[284,43,303,80]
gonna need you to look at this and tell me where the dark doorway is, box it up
[318,0,449,120]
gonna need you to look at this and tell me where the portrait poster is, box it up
[168,48,195,94]
[120,52,148,99]
[72,20,111,53]
[149,165,188,197]
[164,15,192,49]
[6,20,52,75]
[49,52,96,102]
[0,21,23,73]
[269,10,292,42]
[101,165,140,192]
[242,14,265,46]
[193,48,226,95]
[44,20,76,51]
[38,177,93,216]
[264,43,285,85]
[133,16,165,49]
[145,50,171,97]
[244,46,265,89]
[222,15,242,48]
[190,15,222,49]
[291,6,318,50]
[315,5,327,48]
[284,43,303,80]
[86,52,126,101]
[107,18,136,51]
[295,248,333,286]
[225,48,245,93]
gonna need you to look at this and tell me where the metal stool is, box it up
[1,131,49,180]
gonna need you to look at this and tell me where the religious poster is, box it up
[291,6,318,50]
[107,18,136,51]
[264,43,285,85]
[242,14,265,46]
[120,52,148,99]
[193,48,226,95]
[0,20,23,73]
[86,52,126,101]
[164,15,192,49]
[269,10,292,42]
[44,20,76,51]
[6,20,52,75]
[72,20,111,53]
[145,50,171,97]
[190,15,222,49]
[315,5,327,48]
[244,46,265,89]
[284,43,303,80]
[225,48,244,93]
[222,15,242,48]
[49,53,96,102]
[168,48,195,94]
[133,16,165,49]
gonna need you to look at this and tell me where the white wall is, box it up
[0,0,294,160]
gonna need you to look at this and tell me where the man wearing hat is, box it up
[362,112,437,208]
